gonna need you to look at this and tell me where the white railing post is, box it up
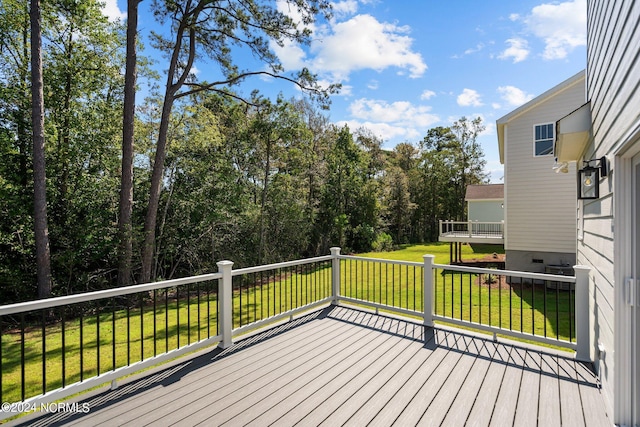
[423,255,435,327]
[574,265,591,361]
[468,220,473,237]
[439,220,443,236]
[330,247,341,304]
[217,260,234,349]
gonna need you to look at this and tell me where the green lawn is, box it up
[0,264,332,405]
[1,243,575,406]
[338,242,574,346]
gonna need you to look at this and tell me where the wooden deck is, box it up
[10,306,611,427]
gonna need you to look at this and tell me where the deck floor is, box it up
[11,306,611,427]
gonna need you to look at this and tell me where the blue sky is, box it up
[101,0,587,183]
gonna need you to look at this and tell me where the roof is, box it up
[495,70,585,164]
[465,184,504,200]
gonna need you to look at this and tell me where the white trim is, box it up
[497,70,585,163]
[503,125,509,248]
[0,273,224,316]
[497,71,586,126]
[633,154,640,425]
[533,122,555,157]
[466,198,504,202]
[613,136,640,425]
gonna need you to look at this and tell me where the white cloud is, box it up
[524,0,586,60]
[480,121,496,137]
[492,102,502,109]
[331,0,358,17]
[275,13,427,82]
[457,88,483,107]
[464,43,485,55]
[367,80,379,90]
[336,120,419,144]
[337,84,353,96]
[498,38,530,63]
[509,13,520,21]
[273,39,308,70]
[349,98,439,127]
[101,0,126,21]
[276,0,316,32]
[420,90,436,100]
[497,85,535,107]
[311,15,427,80]
[452,42,490,59]
[340,98,440,143]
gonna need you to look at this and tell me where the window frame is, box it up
[533,122,555,157]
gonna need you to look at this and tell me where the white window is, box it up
[533,123,554,156]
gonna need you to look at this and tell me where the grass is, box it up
[339,242,574,346]
[0,264,332,406]
[1,243,574,407]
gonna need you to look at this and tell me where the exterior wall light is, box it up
[578,156,608,200]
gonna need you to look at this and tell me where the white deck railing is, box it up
[0,249,590,420]
[439,220,504,239]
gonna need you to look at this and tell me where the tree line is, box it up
[0,0,487,303]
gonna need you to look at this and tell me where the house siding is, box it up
[585,0,640,418]
[467,200,503,222]
[502,75,584,255]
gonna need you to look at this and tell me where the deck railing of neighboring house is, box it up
[439,220,504,238]
[0,249,590,420]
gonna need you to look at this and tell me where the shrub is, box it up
[372,232,394,252]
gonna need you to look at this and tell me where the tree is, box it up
[118,0,141,286]
[317,126,379,252]
[450,116,488,218]
[415,128,457,241]
[0,0,37,300]
[383,165,414,243]
[140,0,338,283]
[30,0,52,297]
[41,0,125,294]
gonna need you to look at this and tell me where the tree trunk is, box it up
[140,93,175,283]
[118,0,139,287]
[140,22,195,284]
[258,136,272,264]
[30,0,52,298]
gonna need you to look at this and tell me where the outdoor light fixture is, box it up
[552,159,569,174]
[578,156,608,200]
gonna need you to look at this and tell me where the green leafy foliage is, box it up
[0,0,489,302]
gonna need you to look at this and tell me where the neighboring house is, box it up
[552,1,640,423]
[465,184,503,223]
[438,184,504,263]
[496,71,585,274]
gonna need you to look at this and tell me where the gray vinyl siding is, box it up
[467,200,503,222]
[503,78,584,254]
[584,0,640,412]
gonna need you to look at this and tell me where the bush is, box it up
[372,232,394,252]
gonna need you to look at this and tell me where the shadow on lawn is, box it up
[509,280,575,342]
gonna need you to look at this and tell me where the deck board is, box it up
[392,332,470,426]
[9,305,611,427]
[538,353,561,426]
[440,339,498,426]
[419,334,484,426]
[557,356,586,427]
[512,349,542,427]
[575,361,612,427]
[227,319,412,426]
[489,346,524,427]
